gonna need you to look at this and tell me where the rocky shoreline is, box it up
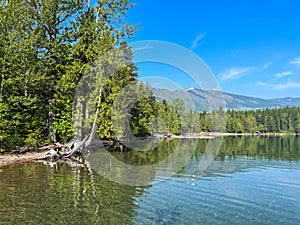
[0,151,47,168]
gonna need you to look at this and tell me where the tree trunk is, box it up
[48,4,58,143]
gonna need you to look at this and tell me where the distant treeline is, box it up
[151,98,300,134]
[201,106,300,134]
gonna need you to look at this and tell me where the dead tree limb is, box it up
[63,135,89,158]
[35,149,61,160]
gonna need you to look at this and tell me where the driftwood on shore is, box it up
[34,135,90,160]
[34,134,128,161]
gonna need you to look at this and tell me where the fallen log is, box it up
[34,135,89,160]
[38,143,64,152]
[35,149,61,160]
[63,135,89,158]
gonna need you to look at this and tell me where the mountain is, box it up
[271,97,300,107]
[151,87,299,111]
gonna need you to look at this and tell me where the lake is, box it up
[0,136,300,224]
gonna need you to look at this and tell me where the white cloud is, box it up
[261,62,272,70]
[132,43,152,51]
[191,32,206,50]
[258,81,300,90]
[219,67,253,80]
[257,81,268,86]
[289,56,300,65]
[275,71,293,78]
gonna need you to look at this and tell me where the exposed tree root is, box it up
[34,135,90,160]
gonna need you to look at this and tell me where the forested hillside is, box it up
[0,0,141,149]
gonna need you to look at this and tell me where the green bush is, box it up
[24,134,38,147]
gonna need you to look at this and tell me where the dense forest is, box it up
[0,1,299,151]
[148,100,300,135]
[199,106,300,134]
[0,0,141,149]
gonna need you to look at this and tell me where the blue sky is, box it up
[126,0,300,98]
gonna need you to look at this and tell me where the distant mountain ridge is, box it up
[271,97,300,107]
[151,86,300,111]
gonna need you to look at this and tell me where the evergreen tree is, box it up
[0,0,136,149]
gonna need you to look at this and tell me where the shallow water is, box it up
[0,136,299,224]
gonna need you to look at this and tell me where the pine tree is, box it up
[0,0,136,149]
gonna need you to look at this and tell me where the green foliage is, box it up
[130,83,156,137]
[96,59,138,139]
[0,0,136,149]
[199,106,300,134]
[24,134,38,148]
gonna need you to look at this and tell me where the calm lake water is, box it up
[0,136,300,224]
